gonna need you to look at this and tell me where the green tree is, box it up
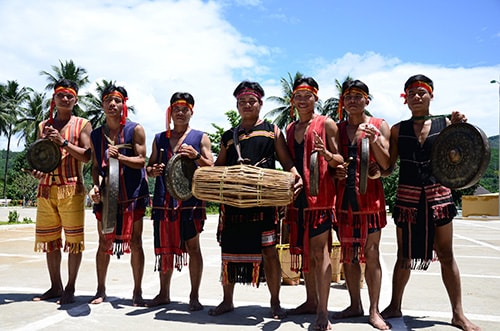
[80,79,116,129]
[0,81,31,201]
[208,110,240,154]
[265,72,304,131]
[16,90,46,148]
[39,59,90,118]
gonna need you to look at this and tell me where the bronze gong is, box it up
[431,122,490,190]
[309,151,319,196]
[26,139,61,173]
[359,137,369,194]
[165,153,197,201]
[102,157,119,234]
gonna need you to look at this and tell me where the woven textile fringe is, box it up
[154,252,187,273]
[34,238,62,253]
[64,241,84,254]
[221,261,262,287]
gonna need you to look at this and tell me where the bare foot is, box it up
[331,305,364,319]
[313,311,332,330]
[369,312,391,330]
[287,301,317,315]
[380,305,402,319]
[271,303,287,319]
[208,301,234,316]
[33,287,63,302]
[452,316,482,331]
[133,294,146,307]
[189,298,203,311]
[89,291,106,305]
[57,289,75,305]
[146,294,171,308]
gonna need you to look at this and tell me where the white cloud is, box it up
[0,0,269,151]
[0,1,499,156]
[309,53,500,138]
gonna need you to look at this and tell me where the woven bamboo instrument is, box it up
[192,164,295,208]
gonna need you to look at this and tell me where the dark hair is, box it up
[292,76,319,91]
[101,84,128,100]
[404,74,433,91]
[233,81,265,98]
[170,92,194,106]
[341,79,369,96]
[54,78,79,93]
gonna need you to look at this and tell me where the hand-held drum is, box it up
[192,164,295,208]
[26,139,61,173]
[431,122,490,190]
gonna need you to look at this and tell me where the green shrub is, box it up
[8,210,19,223]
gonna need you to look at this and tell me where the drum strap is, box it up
[232,126,251,165]
[232,125,270,167]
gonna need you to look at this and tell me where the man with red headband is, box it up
[146,92,213,310]
[88,84,150,307]
[332,79,391,330]
[208,81,302,319]
[285,76,343,331]
[32,78,92,305]
[381,74,481,331]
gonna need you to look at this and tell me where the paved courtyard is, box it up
[0,207,499,330]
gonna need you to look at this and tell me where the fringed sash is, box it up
[285,116,336,273]
[394,184,456,269]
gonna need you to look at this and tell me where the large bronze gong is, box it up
[359,137,369,194]
[165,154,197,201]
[27,139,61,173]
[102,157,119,234]
[309,151,319,196]
[431,122,490,190]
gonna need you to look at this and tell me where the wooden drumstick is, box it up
[158,148,164,177]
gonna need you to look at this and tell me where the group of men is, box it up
[30,75,481,331]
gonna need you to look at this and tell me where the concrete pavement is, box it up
[0,207,499,330]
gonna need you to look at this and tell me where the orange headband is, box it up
[48,87,78,124]
[166,100,193,138]
[290,85,319,119]
[337,87,369,121]
[400,81,433,104]
[103,91,128,125]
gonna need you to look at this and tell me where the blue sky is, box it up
[223,0,500,72]
[0,0,499,151]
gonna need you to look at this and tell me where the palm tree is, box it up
[40,59,90,118]
[80,79,136,130]
[265,72,304,131]
[17,90,46,148]
[39,59,90,91]
[0,80,31,201]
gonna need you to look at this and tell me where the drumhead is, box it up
[27,139,61,173]
[431,122,490,189]
[165,154,197,201]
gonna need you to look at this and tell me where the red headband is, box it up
[48,87,77,124]
[103,91,128,125]
[337,87,369,121]
[166,100,193,138]
[400,81,433,104]
[290,85,318,119]
[235,88,263,100]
